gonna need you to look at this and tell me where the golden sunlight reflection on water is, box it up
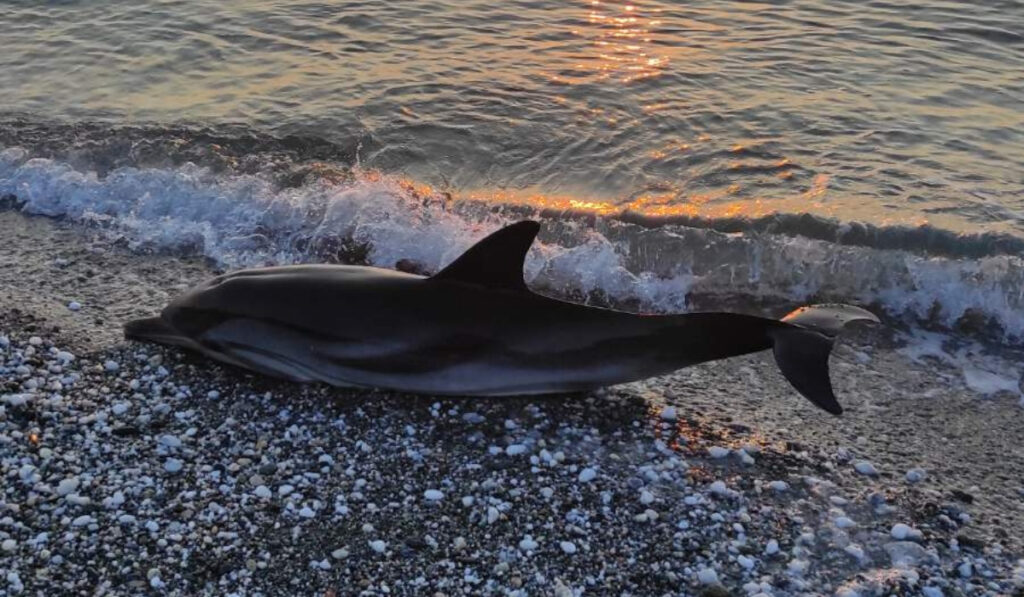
[549,0,671,85]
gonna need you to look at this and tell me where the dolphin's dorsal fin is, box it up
[430,220,540,291]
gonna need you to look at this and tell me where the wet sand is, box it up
[1,210,1022,595]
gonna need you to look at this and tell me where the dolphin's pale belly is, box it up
[200,317,649,395]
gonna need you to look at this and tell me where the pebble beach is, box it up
[2,211,1024,596]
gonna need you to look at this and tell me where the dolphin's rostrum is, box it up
[125,221,879,414]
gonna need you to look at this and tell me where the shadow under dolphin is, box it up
[125,220,879,414]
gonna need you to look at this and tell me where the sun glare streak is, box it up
[554,0,670,84]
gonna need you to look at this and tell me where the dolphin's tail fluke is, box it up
[769,304,880,415]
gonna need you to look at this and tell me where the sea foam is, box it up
[2,146,1024,343]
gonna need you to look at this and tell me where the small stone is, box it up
[104,360,120,372]
[890,523,919,541]
[559,541,577,554]
[708,447,730,459]
[331,548,349,560]
[519,535,539,552]
[906,468,926,483]
[639,490,655,505]
[765,540,780,555]
[424,489,444,501]
[697,568,719,584]
[769,480,789,492]
[835,516,856,529]
[854,460,878,476]
[254,485,272,499]
[164,458,183,473]
[368,540,386,554]
[1,539,16,552]
[660,406,677,421]
[57,477,80,496]
[506,444,527,456]
[578,467,597,483]
[67,301,82,311]
[885,541,937,567]
[159,434,182,449]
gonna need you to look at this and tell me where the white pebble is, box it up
[57,477,80,496]
[72,515,94,527]
[29,336,42,346]
[765,540,780,555]
[697,567,719,584]
[299,507,315,518]
[67,301,82,311]
[709,481,730,496]
[369,540,386,553]
[737,555,755,570]
[254,486,272,499]
[922,587,943,597]
[559,541,577,554]
[854,460,878,476]
[461,496,474,507]
[103,360,120,372]
[769,480,789,492]
[787,559,809,575]
[158,434,182,448]
[111,403,129,415]
[708,446,730,459]
[519,535,539,551]
[331,548,349,559]
[279,484,295,496]
[660,406,677,421]
[578,467,597,483]
[207,390,220,399]
[835,516,856,529]
[487,506,500,524]
[424,489,444,501]
[506,444,527,456]
[891,523,916,540]
[639,490,655,505]
[1,539,16,552]
[845,544,865,560]
[164,458,183,473]
[906,468,926,483]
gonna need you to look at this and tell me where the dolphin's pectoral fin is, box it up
[770,304,880,416]
[429,220,540,292]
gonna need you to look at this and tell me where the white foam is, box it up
[3,147,1024,342]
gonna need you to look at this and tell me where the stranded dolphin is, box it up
[124,220,878,414]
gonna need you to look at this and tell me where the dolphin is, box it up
[124,220,879,414]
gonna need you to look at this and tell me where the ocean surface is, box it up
[2,0,1024,341]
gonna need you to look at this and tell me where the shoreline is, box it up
[1,210,1023,595]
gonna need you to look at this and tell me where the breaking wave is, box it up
[2,141,1023,344]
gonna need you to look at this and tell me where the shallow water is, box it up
[2,0,1024,342]
[3,0,1023,233]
